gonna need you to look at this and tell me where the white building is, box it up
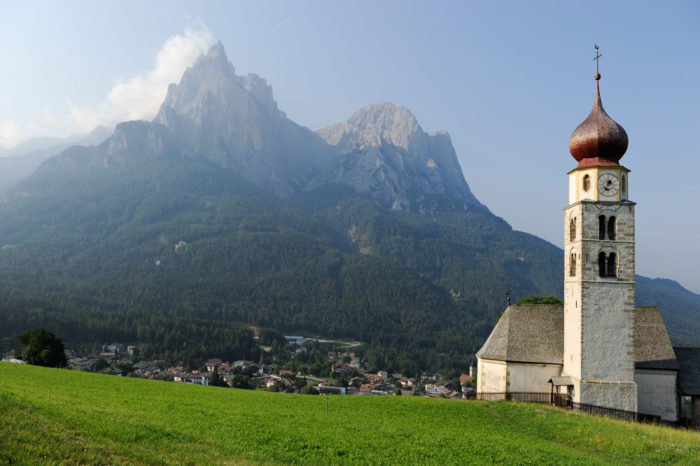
[476,65,700,424]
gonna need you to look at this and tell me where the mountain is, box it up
[0,43,697,372]
[152,42,332,198]
[0,126,113,193]
[316,103,483,212]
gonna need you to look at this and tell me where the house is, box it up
[318,384,346,395]
[675,348,700,425]
[173,373,209,386]
[425,384,447,396]
[459,373,473,387]
[102,343,125,354]
[359,383,375,393]
[205,359,222,373]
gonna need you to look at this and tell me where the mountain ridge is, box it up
[31,43,479,212]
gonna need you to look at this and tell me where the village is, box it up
[3,336,476,399]
[2,336,476,399]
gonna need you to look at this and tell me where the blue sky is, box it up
[1,0,699,292]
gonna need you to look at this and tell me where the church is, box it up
[476,62,700,425]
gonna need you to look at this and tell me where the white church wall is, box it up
[579,381,637,412]
[563,204,583,381]
[508,363,562,393]
[635,369,678,422]
[578,202,636,385]
[580,281,636,382]
[477,358,506,393]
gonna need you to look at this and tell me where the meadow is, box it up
[1,363,699,465]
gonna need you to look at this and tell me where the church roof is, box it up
[476,304,563,364]
[477,304,680,370]
[634,306,679,370]
[674,347,700,396]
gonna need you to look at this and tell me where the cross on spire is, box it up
[593,44,602,80]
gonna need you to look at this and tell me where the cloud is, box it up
[0,22,214,149]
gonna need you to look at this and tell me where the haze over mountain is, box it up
[0,43,697,370]
[0,126,113,193]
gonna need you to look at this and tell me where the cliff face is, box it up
[317,103,483,212]
[152,42,332,197]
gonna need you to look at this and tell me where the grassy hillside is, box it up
[1,363,698,465]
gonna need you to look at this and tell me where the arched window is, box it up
[621,175,627,194]
[608,216,616,240]
[569,218,576,243]
[599,215,606,240]
[598,252,606,277]
[583,175,591,192]
[607,252,617,278]
[569,251,577,277]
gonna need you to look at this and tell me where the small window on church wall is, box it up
[607,252,617,278]
[608,216,616,240]
[621,175,627,194]
[569,218,576,243]
[569,251,577,277]
[583,175,590,192]
[599,216,606,240]
[598,252,606,277]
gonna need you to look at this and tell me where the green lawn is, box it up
[1,363,698,465]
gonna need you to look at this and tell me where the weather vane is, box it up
[593,44,602,80]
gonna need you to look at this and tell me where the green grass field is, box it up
[1,363,698,465]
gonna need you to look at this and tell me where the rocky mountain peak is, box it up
[149,43,328,197]
[206,41,227,61]
[316,103,484,212]
[319,103,423,152]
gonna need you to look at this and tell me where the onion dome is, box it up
[569,76,628,167]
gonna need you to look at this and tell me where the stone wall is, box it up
[580,381,638,412]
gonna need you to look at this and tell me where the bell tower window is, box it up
[607,252,617,277]
[598,252,606,277]
[607,216,616,240]
[597,251,618,278]
[583,175,591,192]
[599,215,606,240]
[569,218,577,243]
[569,251,577,277]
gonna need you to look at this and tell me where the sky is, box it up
[0,0,699,292]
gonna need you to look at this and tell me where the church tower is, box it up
[562,54,637,411]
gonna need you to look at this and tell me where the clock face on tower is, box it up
[598,173,620,197]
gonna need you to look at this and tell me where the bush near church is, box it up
[14,328,67,368]
[517,295,563,305]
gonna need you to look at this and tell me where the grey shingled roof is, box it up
[674,347,700,396]
[477,304,680,371]
[476,304,564,364]
[634,306,679,370]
